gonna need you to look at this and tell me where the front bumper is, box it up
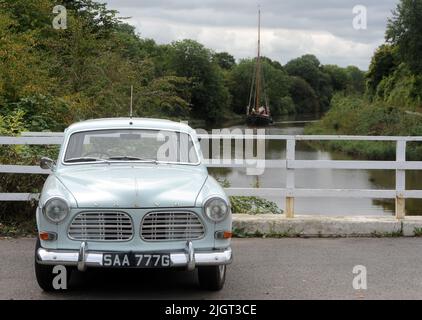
[36,241,232,272]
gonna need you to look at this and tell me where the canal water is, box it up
[203,114,422,216]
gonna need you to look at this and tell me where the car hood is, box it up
[55,165,208,208]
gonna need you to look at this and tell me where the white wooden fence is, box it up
[2,132,422,219]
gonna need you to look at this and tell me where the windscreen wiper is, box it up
[108,156,158,163]
[66,157,109,163]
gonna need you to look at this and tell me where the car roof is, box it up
[65,118,196,135]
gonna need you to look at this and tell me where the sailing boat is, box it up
[246,8,273,126]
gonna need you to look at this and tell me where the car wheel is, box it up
[198,265,226,291]
[34,239,71,291]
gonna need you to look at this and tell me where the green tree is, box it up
[386,0,422,74]
[0,0,52,33]
[285,54,334,111]
[288,76,319,113]
[212,52,236,70]
[262,62,291,116]
[366,45,398,97]
[227,60,252,114]
[324,65,349,91]
[0,0,191,129]
[0,2,53,102]
[261,57,284,71]
[285,54,321,89]
[317,71,334,111]
[166,40,230,122]
[345,66,365,94]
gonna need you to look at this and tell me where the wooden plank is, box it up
[396,141,407,219]
[198,135,416,142]
[396,141,407,191]
[224,188,286,197]
[285,139,296,218]
[286,140,295,187]
[289,189,396,198]
[206,160,286,168]
[0,165,50,174]
[290,160,396,170]
[403,190,422,198]
[285,197,294,218]
[399,162,422,170]
[0,193,39,201]
[225,188,396,199]
[395,197,406,219]
[296,135,419,141]
[0,136,63,145]
[290,160,422,170]
[21,132,64,137]
[197,134,291,140]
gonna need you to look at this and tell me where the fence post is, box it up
[285,138,296,218]
[395,140,406,220]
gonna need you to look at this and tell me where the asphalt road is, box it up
[1,237,422,300]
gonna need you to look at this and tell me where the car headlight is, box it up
[43,197,69,224]
[204,197,229,222]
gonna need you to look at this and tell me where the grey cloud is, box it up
[104,0,400,69]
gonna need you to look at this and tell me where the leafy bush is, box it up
[0,111,59,237]
[305,94,422,160]
[230,196,283,215]
[215,177,282,214]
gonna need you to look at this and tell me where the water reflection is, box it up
[199,114,421,216]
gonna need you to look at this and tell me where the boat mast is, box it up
[255,8,261,112]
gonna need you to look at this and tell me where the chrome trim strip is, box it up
[36,247,232,270]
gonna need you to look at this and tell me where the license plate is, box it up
[102,252,171,268]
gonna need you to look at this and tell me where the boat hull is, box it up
[246,114,273,126]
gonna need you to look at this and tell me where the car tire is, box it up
[198,265,226,291]
[34,239,71,291]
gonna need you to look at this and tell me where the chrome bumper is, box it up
[36,241,232,272]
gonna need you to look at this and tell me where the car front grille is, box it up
[140,211,205,241]
[68,212,133,241]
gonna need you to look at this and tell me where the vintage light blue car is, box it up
[35,118,232,291]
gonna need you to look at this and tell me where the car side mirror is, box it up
[40,157,55,170]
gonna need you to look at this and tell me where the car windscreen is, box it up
[64,129,199,164]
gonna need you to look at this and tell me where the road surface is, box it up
[1,237,422,300]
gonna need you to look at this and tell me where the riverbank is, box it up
[304,94,422,160]
[233,214,422,238]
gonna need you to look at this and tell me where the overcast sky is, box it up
[105,0,399,70]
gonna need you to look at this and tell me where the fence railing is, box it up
[1,132,422,219]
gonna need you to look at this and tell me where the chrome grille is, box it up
[68,212,133,241]
[141,212,205,241]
